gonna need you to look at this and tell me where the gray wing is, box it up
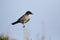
[17,14,26,22]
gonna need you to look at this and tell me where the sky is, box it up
[0,0,60,40]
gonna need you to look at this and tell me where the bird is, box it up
[12,11,33,28]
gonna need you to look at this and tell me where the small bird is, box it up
[12,11,33,28]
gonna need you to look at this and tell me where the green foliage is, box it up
[0,36,9,40]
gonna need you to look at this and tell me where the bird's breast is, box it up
[20,14,32,23]
[25,14,32,20]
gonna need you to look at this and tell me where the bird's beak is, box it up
[32,13,33,15]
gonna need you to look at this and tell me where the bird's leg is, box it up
[23,24,25,28]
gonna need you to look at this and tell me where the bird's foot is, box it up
[23,24,25,28]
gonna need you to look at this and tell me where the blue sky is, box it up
[0,0,60,40]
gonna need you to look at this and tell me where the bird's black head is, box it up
[25,11,33,15]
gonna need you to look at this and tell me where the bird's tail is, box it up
[12,21,19,25]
